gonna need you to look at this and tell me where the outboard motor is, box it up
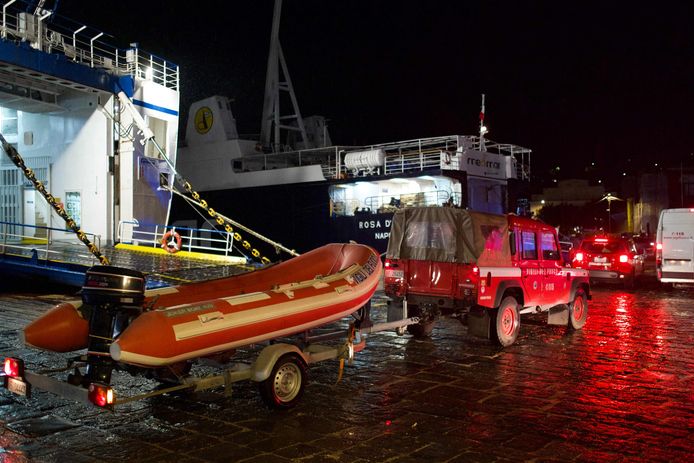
[80,266,145,385]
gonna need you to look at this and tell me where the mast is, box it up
[259,0,309,151]
[479,93,487,150]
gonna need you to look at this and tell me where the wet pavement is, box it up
[1,275,692,462]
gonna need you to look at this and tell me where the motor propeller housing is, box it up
[80,266,146,385]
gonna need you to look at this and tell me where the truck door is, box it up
[538,230,566,302]
[404,220,456,296]
[518,229,542,306]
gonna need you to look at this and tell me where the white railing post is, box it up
[1,1,17,40]
[89,32,103,67]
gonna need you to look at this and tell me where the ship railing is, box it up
[365,190,454,212]
[331,190,459,217]
[117,220,240,259]
[0,220,102,264]
[0,1,178,90]
[383,149,442,175]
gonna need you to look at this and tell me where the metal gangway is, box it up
[0,221,251,288]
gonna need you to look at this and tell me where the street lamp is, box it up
[598,193,623,233]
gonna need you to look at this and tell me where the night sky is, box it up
[57,1,694,189]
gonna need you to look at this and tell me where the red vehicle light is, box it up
[656,243,663,250]
[3,358,23,378]
[619,254,629,263]
[575,252,584,262]
[472,265,479,274]
[88,383,115,407]
[594,238,608,243]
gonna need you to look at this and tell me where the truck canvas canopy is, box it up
[386,207,511,266]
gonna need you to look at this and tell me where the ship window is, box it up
[540,231,559,260]
[521,230,537,260]
[0,107,18,135]
[65,191,81,229]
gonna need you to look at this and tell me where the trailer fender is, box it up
[251,343,308,382]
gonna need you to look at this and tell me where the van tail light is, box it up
[575,252,584,262]
[3,358,23,378]
[88,383,115,407]
[619,254,629,263]
[656,243,662,251]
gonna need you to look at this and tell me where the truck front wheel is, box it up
[568,288,588,330]
[494,296,520,347]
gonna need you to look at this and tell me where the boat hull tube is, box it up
[22,243,382,367]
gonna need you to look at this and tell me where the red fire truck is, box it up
[384,207,591,346]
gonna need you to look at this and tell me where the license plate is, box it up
[6,376,29,397]
[593,256,607,263]
[385,269,404,279]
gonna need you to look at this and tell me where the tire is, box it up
[405,304,436,338]
[568,288,588,330]
[258,354,307,410]
[494,296,520,347]
[406,320,435,338]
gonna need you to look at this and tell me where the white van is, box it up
[656,208,694,284]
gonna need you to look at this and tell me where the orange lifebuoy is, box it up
[161,230,182,254]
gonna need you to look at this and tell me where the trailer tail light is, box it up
[3,358,23,378]
[88,383,115,407]
[575,252,584,262]
[619,254,629,263]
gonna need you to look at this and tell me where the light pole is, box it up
[599,193,623,233]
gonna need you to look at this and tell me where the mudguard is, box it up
[467,305,492,339]
[491,281,524,308]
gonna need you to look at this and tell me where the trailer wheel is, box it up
[493,296,520,347]
[568,288,588,330]
[259,354,307,409]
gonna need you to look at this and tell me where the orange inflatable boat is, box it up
[23,243,382,368]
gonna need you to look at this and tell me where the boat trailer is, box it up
[3,308,418,410]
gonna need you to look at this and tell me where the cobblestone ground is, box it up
[0,277,692,462]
